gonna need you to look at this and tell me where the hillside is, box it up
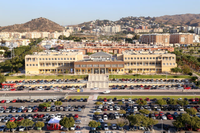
[0,17,65,32]
[154,14,200,26]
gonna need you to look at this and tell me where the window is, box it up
[33,64,35,66]
[131,57,133,60]
[32,58,35,61]
[70,58,72,60]
[147,57,148,59]
[150,57,152,59]
[134,57,136,59]
[55,58,57,60]
[82,65,86,67]
[143,57,145,59]
[42,58,44,60]
[128,58,130,60]
[125,58,127,60]
[39,58,41,60]
[166,63,168,65]
[93,64,98,67]
[75,65,80,67]
[118,64,124,67]
[26,64,28,66]
[99,64,105,67]
[49,58,51,60]
[156,57,158,59]
[64,58,66,60]
[153,57,155,59]
[163,63,165,65]
[165,38,168,43]
[73,58,75,60]
[140,57,142,59]
[88,64,92,67]
[36,64,38,66]
[46,58,47,60]
[172,57,174,59]
[173,63,175,65]
[30,64,32,66]
[106,64,110,67]
[67,58,69,60]
[170,63,172,65]
[61,58,63,60]
[137,57,139,59]
[181,37,185,42]
[112,64,117,67]
[58,58,60,60]
[52,58,54,60]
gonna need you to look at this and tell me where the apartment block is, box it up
[140,34,170,45]
[170,33,193,44]
[25,50,83,74]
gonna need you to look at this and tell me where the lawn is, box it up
[98,96,197,100]
[6,75,88,80]
[109,75,191,79]
[67,96,89,100]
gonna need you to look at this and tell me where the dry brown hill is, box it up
[154,14,200,26]
[0,17,65,32]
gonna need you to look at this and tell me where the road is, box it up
[2,91,200,97]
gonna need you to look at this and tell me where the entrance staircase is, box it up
[87,74,109,89]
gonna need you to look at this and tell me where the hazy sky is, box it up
[0,0,199,26]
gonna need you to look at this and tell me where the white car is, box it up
[18,126,25,131]
[161,115,167,120]
[92,87,99,90]
[104,124,109,130]
[103,90,110,94]
[112,124,117,130]
[103,115,108,120]
[96,109,102,113]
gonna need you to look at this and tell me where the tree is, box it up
[170,67,182,74]
[118,101,123,105]
[182,65,191,74]
[54,101,62,106]
[88,120,101,128]
[94,112,100,116]
[95,102,103,105]
[177,100,189,106]
[117,119,127,127]
[168,99,177,105]
[136,99,147,106]
[35,121,44,130]
[186,108,197,115]
[139,109,150,115]
[191,76,198,82]
[119,110,126,114]
[19,119,34,130]
[0,51,3,55]
[129,70,133,73]
[59,117,75,129]
[39,102,51,108]
[0,73,6,84]
[188,72,193,76]
[6,121,17,132]
[156,99,167,105]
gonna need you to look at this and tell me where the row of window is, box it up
[75,64,124,67]
[163,63,175,65]
[26,58,76,61]
[27,63,73,67]
[124,57,174,60]
[125,63,161,66]
[125,69,162,71]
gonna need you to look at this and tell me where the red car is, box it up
[33,108,38,112]
[17,117,24,122]
[144,87,150,89]
[154,112,159,117]
[38,114,44,118]
[190,98,195,102]
[184,87,191,90]
[104,98,107,102]
[74,114,79,119]
[12,99,16,103]
[195,98,199,102]
[22,108,28,113]
[33,114,38,119]
[145,98,150,101]
[10,117,16,122]
[159,112,164,117]
[167,114,173,120]
[2,106,7,110]
[10,88,16,91]
[1,100,6,103]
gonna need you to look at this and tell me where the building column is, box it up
[92,68,93,74]
[117,68,119,74]
[105,68,106,74]
[111,68,112,74]
[86,68,88,74]
[99,68,100,74]
[80,68,82,74]
[74,69,76,74]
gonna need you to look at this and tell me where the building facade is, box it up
[170,33,193,44]
[25,50,177,74]
[140,34,170,45]
[25,50,83,74]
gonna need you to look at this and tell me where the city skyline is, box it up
[0,0,200,26]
